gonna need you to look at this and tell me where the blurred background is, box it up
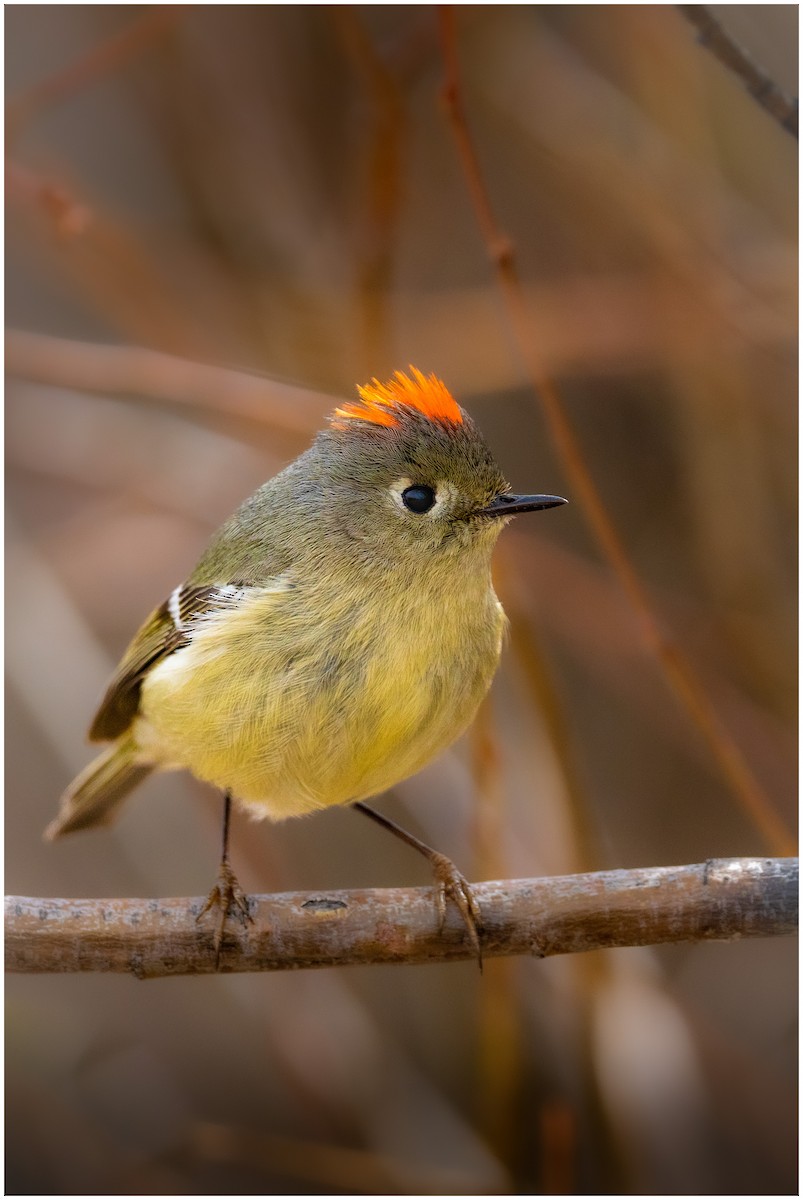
[5,4,797,1194]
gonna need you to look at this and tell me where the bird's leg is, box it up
[197,790,253,964]
[353,801,483,968]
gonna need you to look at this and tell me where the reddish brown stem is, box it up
[436,6,794,857]
[6,6,181,141]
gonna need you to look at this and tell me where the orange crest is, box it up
[332,367,463,430]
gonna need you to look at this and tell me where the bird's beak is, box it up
[478,493,567,518]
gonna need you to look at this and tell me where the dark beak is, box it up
[478,492,567,518]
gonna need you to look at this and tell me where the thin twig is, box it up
[5,858,797,978]
[331,6,406,363]
[677,5,797,139]
[5,329,332,437]
[436,7,795,858]
[6,6,182,141]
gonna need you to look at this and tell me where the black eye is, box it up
[401,485,436,514]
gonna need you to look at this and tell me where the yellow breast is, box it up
[137,573,505,819]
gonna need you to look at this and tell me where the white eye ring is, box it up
[389,478,456,517]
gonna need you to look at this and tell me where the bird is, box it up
[46,368,566,964]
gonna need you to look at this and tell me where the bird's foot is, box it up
[429,851,483,970]
[196,859,253,966]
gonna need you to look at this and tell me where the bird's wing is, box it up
[88,583,243,742]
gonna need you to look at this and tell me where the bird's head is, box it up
[308,368,565,565]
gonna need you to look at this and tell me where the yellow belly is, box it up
[136,579,504,820]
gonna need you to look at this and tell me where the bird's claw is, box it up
[196,860,253,965]
[429,851,483,970]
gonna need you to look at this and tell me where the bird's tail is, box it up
[45,735,154,840]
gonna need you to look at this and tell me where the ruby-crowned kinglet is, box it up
[47,369,565,961]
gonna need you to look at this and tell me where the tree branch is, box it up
[5,858,797,978]
[677,5,798,139]
[6,6,182,141]
[5,328,331,436]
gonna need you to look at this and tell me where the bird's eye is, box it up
[401,484,436,514]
